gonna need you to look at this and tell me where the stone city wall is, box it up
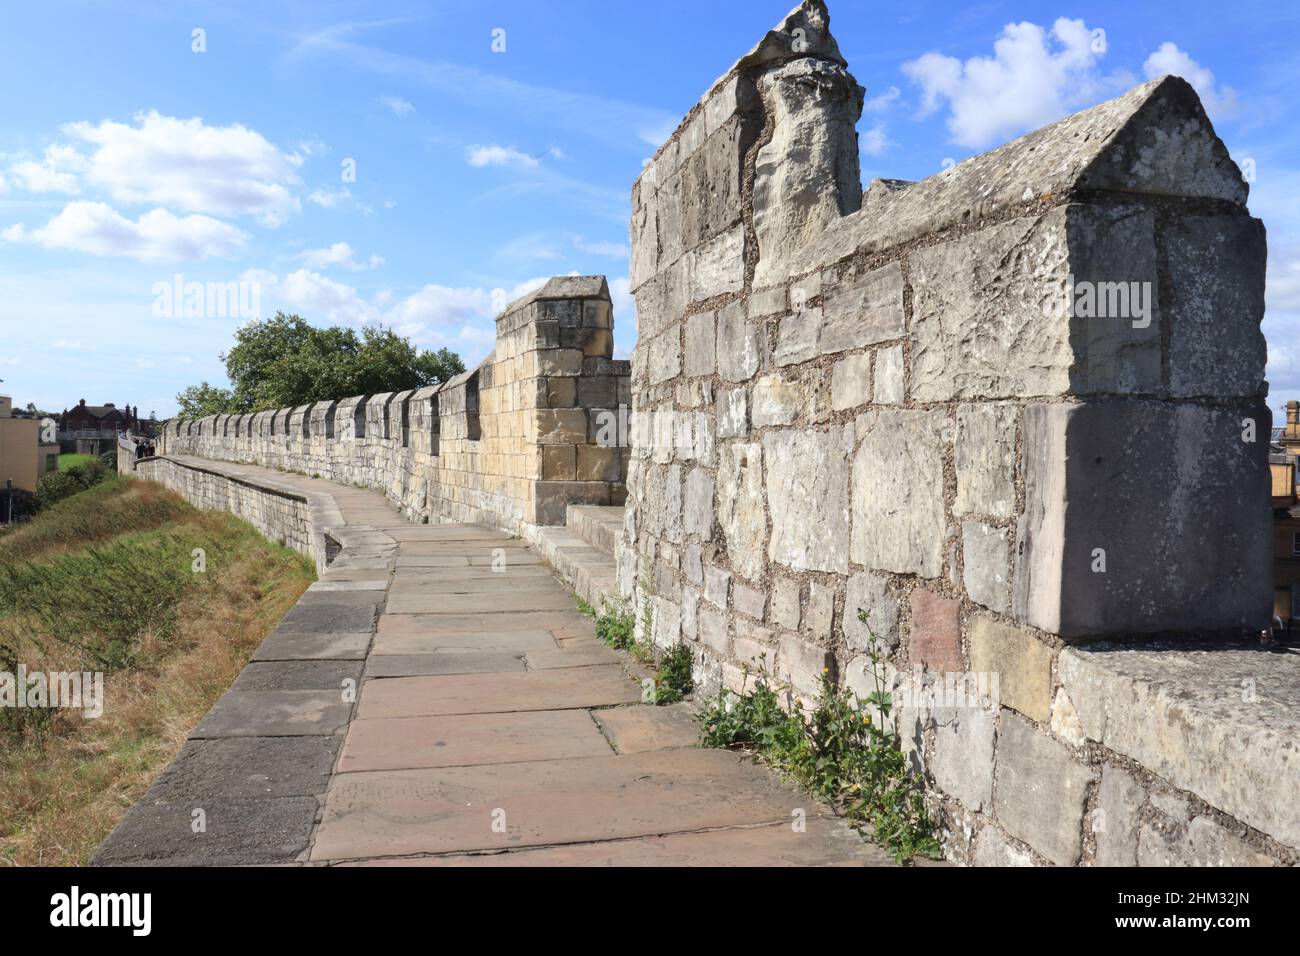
[135,455,323,568]
[619,0,1292,865]
[159,277,631,537]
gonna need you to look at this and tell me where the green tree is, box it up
[176,313,465,415]
[174,382,237,418]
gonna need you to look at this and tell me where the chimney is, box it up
[1288,401,1298,428]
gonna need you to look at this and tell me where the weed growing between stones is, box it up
[698,613,941,864]
[651,642,694,705]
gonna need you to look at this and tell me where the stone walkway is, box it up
[95,458,894,866]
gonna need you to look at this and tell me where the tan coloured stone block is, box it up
[541,444,576,480]
[576,445,622,482]
[968,616,1054,722]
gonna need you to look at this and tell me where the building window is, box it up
[46,455,57,471]
[1292,532,1300,557]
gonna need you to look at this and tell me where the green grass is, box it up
[0,476,314,865]
[56,453,95,470]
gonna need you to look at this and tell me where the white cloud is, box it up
[308,187,351,208]
[1143,42,1239,118]
[296,241,384,271]
[8,144,86,194]
[864,86,901,113]
[379,94,415,115]
[902,18,1115,149]
[64,112,303,226]
[571,234,629,258]
[10,201,248,262]
[466,144,540,169]
[240,269,570,363]
[860,123,893,157]
[1268,246,1300,313]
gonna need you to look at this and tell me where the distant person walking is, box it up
[134,441,146,461]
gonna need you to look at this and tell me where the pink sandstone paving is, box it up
[107,459,895,866]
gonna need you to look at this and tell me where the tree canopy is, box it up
[175,313,465,419]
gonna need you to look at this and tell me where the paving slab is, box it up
[372,617,556,655]
[398,541,533,556]
[318,567,393,582]
[524,642,624,669]
[356,665,641,718]
[294,589,388,609]
[387,575,563,595]
[252,631,371,661]
[339,818,891,867]
[94,795,319,866]
[308,580,388,592]
[192,689,353,737]
[594,705,702,754]
[364,652,525,677]
[375,611,581,637]
[310,749,824,861]
[385,590,575,614]
[338,710,613,772]
[233,660,364,692]
[150,736,340,799]
[276,602,378,634]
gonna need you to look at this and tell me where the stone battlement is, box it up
[160,276,630,536]
[619,0,1288,866]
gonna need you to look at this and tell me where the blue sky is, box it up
[0,0,1296,419]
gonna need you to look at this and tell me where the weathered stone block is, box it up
[751,374,801,426]
[1058,644,1300,850]
[931,704,996,812]
[703,564,731,609]
[1164,214,1266,399]
[910,205,1164,402]
[683,311,717,378]
[851,410,947,577]
[968,616,1053,723]
[872,344,903,404]
[647,327,682,385]
[830,353,871,411]
[954,404,1016,518]
[733,582,766,620]
[819,261,905,355]
[844,571,899,651]
[771,577,801,630]
[690,225,745,302]
[683,467,714,538]
[752,56,862,288]
[804,582,835,640]
[764,427,852,573]
[1137,817,1275,867]
[774,306,820,367]
[961,521,1010,613]
[576,445,621,482]
[716,442,767,581]
[716,299,762,382]
[1094,765,1143,867]
[717,387,748,438]
[541,444,576,481]
[993,713,1096,866]
[1013,399,1271,636]
[777,632,833,700]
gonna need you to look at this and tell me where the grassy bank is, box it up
[0,476,314,865]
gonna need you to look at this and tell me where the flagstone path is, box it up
[93,458,895,867]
